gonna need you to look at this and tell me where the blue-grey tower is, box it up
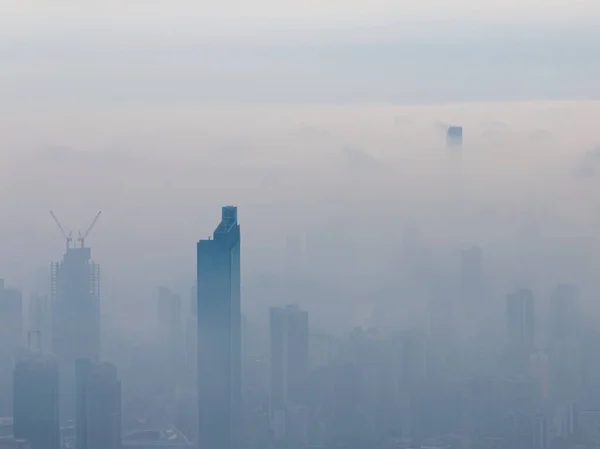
[197,206,241,449]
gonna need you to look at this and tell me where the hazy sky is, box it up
[3,0,599,20]
[2,1,600,330]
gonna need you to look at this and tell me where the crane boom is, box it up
[50,210,72,251]
[78,211,102,247]
[49,210,68,239]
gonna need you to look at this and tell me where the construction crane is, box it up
[77,211,102,248]
[50,210,72,252]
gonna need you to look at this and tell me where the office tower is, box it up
[50,240,100,420]
[197,206,241,449]
[446,126,463,148]
[550,284,578,342]
[51,243,100,363]
[269,305,309,440]
[507,288,535,349]
[157,286,183,368]
[0,280,23,416]
[76,359,121,449]
[460,246,484,303]
[13,351,60,449]
[28,294,51,352]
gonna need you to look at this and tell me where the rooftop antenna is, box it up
[78,211,102,248]
[50,210,72,252]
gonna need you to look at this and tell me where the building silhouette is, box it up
[13,351,60,449]
[28,294,51,352]
[550,283,578,342]
[269,305,309,441]
[76,359,121,449]
[0,280,22,417]
[447,126,463,148]
[51,242,100,419]
[51,244,100,364]
[507,289,535,350]
[197,206,241,449]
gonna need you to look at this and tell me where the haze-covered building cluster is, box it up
[0,177,600,449]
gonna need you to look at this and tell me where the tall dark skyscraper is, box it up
[197,206,241,449]
[76,359,122,449]
[13,352,60,449]
[0,280,22,416]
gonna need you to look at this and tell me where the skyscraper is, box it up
[197,206,241,449]
[506,288,535,350]
[28,294,51,352]
[446,126,463,148]
[76,359,121,449]
[0,280,23,416]
[269,305,309,440]
[51,245,100,363]
[270,305,309,412]
[13,352,60,449]
[51,243,100,420]
[550,284,578,342]
[157,286,183,370]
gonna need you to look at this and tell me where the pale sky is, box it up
[2,0,599,26]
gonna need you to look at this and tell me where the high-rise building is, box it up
[446,126,463,148]
[28,294,51,352]
[197,206,241,449]
[0,280,22,416]
[13,351,60,449]
[51,241,101,420]
[269,305,309,440]
[51,245,100,363]
[75,359,121,449]
[157,286,183,368]
[507,288,535,349]
[550,284,578,342]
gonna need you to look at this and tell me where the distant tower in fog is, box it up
[157,286,183,368]
[460,246,484,303]
[13,351,60,449]
[197,206,241,449]
[447,126,463,149]
[0,280,23,416]
[29,294,51,352]
[49,211,102,420]
[507,288,535,350]
[550,284,578,342]
[269,305,309,440]
[76,359,121,449]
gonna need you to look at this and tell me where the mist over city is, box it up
[2,2,600,449]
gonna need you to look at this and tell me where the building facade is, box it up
[13,353,60,449]
[197,206,241,449]
[76,359,122,449]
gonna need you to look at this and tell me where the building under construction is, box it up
[50,211,102,364]
[49,212,102,420]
